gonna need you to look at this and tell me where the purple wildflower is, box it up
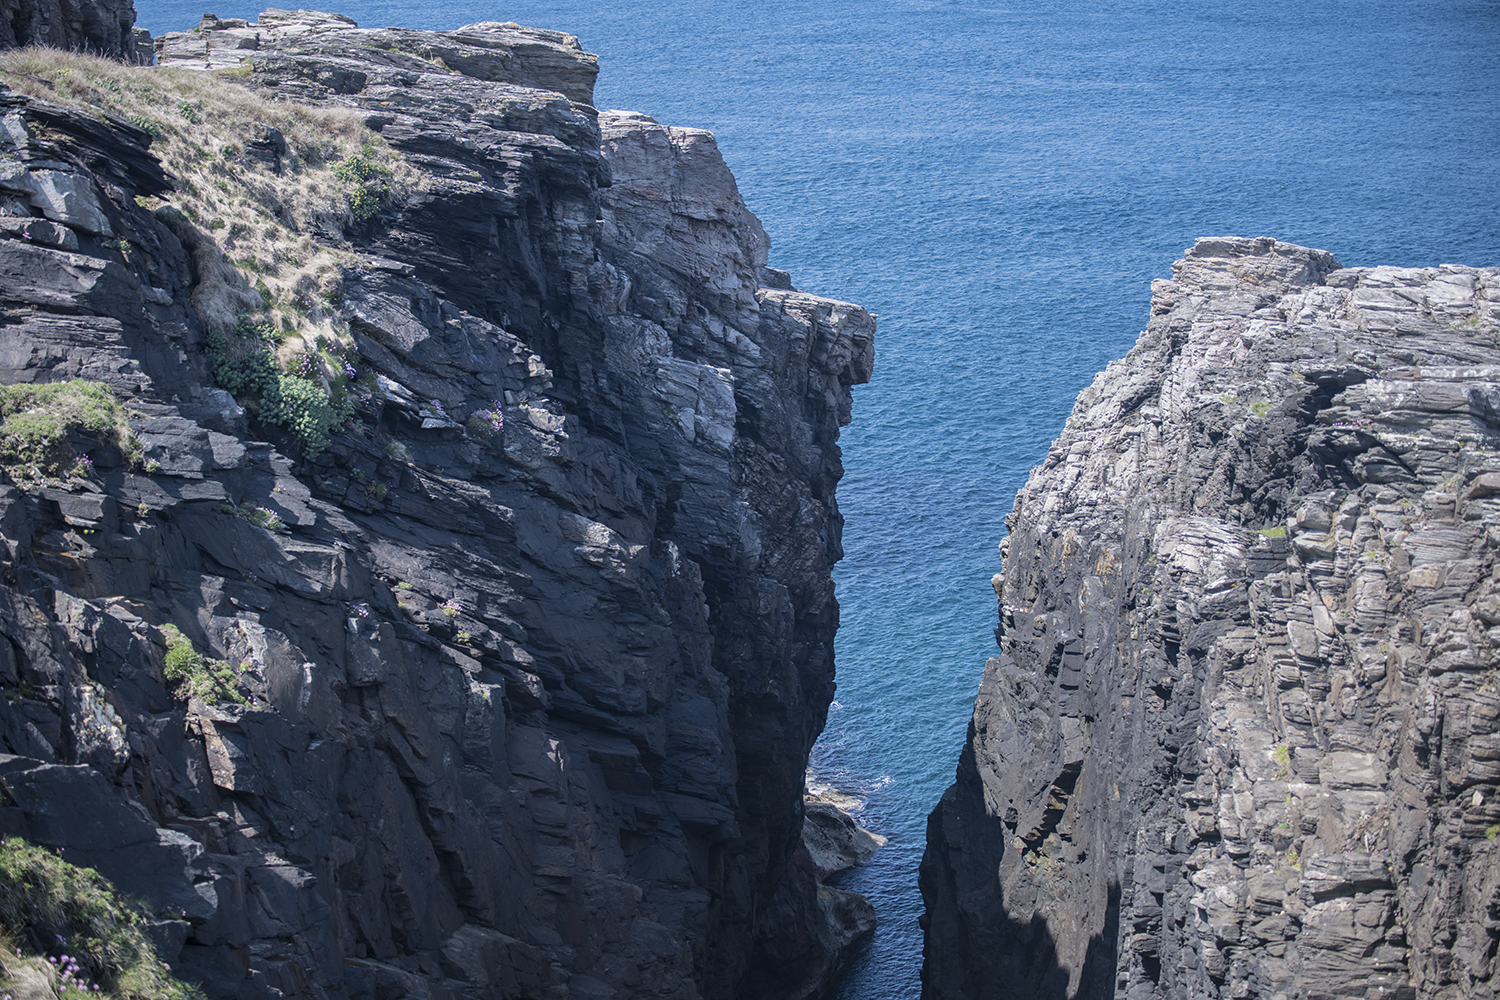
[470,401,504,434]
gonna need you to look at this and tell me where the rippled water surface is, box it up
[138,0,1500,995]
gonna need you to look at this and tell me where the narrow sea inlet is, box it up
[133,1,1500,996]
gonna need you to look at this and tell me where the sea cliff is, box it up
[921,238,1500,1000]
[0,9,874,998]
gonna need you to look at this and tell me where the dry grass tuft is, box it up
[0,48,423,359]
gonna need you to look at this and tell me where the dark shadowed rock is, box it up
[0,0,148,61]
[0,8,875,999]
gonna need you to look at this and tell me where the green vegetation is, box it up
[0,837,205,999]
[0,49,420,431]
[159,624,246,705]
[1487,824,1499,842]
[206,318,354,457]
[0,380,141,484]
[1273,744,1291,778]
[1258,526,1287,539]
[219,501,285,532]
[466,401,504,442]
[1251,401,1271,417]
[333,151,393,221]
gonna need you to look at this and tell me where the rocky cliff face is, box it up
[0,10,873,999]
[0,0,147,61]
[921,238,1500,1000]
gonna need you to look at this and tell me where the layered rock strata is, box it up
[0,10,874,999]
[922,238,1500,1000]
[0,0,147,61]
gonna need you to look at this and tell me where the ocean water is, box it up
[137,0,1500,996]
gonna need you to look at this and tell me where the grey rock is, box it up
[803,798,888,881]
[157,11,599,104]
[0,0,146,61]
[922,238,1500,1000]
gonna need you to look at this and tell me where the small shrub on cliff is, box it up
[1272,744,1291,778]
[262,373,348,456]
[0,837,205,999]
[466,401,504,440]
[0,381,141,484]
[233,503,285,532]
[333,151,393,221]
[159,624,246,705]
[206,318,352,457]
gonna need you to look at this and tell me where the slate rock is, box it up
[922,239,1500,1000]
[0,7,877,1000]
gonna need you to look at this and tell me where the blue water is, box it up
[138,0,1500,995]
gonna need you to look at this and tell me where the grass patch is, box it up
[1272,744,1291,778]
[0,48,418,460]
[159,624,246,705]
[0,837,205,999]
[0,380,141,485]
[1257,526,1287,539]
[0,48,421,345]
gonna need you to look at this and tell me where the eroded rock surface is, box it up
[0,11,873,999]
[0,0,147,61]
[921,238,1500,1000]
